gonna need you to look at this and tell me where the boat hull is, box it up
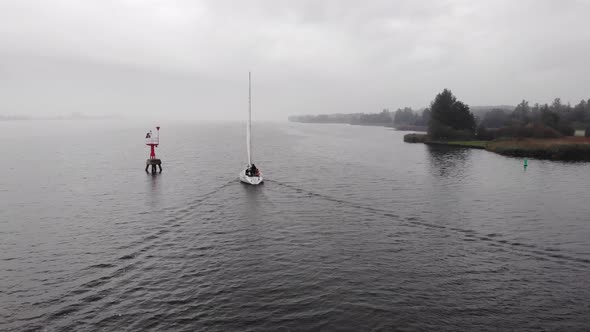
[239,169,263,185]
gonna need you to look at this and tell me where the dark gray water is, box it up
[1,121,590,331]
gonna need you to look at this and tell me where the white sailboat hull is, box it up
[239,169,263,185]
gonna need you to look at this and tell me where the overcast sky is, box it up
[1,0,589,121]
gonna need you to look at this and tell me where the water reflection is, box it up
[238,184,271,268]
[241,184,264,221]
[426,145,470,178]
[146,172,162,206]
[425,145,472,228]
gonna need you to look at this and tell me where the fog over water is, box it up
[2,0,590,121]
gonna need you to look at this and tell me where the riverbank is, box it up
[393,125,428,132]
[425,140,488,149]
[487,137,590,161]
[404,134,590,161]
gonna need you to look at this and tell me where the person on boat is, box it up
[250,164,258,177]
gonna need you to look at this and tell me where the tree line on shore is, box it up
[476,98,590,139]
[288,110,395,126]
[288,91,590,139]
[426,89,590,140]
[287,108,430,128]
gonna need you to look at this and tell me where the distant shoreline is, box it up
[289,120,427,132]
[0,116,30,121]
[0,115,119,121]
[404,133,590,161]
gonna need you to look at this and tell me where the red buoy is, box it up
[145,126,162,173]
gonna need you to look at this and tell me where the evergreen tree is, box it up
[428,89,476,139]
[512,100,530,124]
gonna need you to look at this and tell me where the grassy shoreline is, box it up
[425,140,488,149]
[404,133,590,161]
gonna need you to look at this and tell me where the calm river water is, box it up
[1,121,589,331]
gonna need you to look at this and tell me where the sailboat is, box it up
[239,72,263,185]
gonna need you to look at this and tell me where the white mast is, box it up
[247,72,252,166]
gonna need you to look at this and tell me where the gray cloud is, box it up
[1,0,589,120]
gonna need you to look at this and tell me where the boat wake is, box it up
[264,179,590,268]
